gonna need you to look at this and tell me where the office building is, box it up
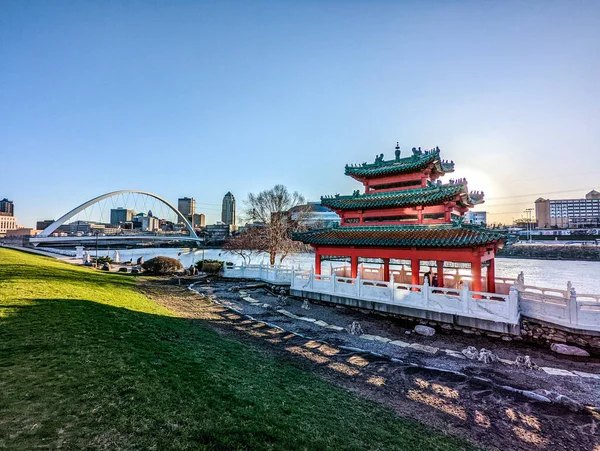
[36,220,55,231]
[206,223,231,243]
[133,213,160,232]
[0,198,14,216]
[192,213,205,228]
[464,211,487,225]
[0,215,17,236]
[110,208,136,225]
[178,197,196,219]
[535,190,600,228]
[221,192,236,225]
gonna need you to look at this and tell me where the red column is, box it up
[436,261,444,288]
[351,255,358,278]
[417,206,423,224]
[315,250,321,275]
[383,258,390,282]
[472,259,482,293]
[411,259,420,285]
[487,259,496,293]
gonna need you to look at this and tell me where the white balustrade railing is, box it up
[223,264,600,332]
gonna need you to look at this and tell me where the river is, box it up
[77,247,600,295]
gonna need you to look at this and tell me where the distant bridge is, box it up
[33,190,200,246]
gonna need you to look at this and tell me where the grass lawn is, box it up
[0,248,472,450]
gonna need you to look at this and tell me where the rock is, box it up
[389,340,410,348]
[404,330,411,335]
[325,325,345,331]
[462,346,479,360]
[540,367,577,377]
[301,300,311,310]
[414,325,436,337]
[572,370,600,380]
[515,355,537,369]
[498,357,516,365]
[521,391,551,403]
[444,350,467,359]
[550,343,590,357]
[314,320,328,327]
[501,336,512,342]
[441,324,453,330]
[346,321,363,335]
[361,334,391,343]
[409,343,439,354]
[118,267,128,273]
[477,348,498,364]
[462,329,475,335]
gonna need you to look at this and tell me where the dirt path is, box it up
[138,277,600,451]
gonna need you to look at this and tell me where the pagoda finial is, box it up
[395,142,401,161]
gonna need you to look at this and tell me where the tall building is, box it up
[192,213,205,228]
[221,192,236,225]
[178,197,196,220]
[110,208,136,224]
[0,198,16,236]
[535,190,600,228]
[0,198,14,216]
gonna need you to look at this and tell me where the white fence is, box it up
[519,284,600,332]
[223,264,600,332]
[291,270,519,325]
[223,264,294,285]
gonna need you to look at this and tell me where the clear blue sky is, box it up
[1,1,599,227]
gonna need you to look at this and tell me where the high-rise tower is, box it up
[221,192,236,225]
[178,197,196,220]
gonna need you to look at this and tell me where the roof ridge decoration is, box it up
[344,143,455,179]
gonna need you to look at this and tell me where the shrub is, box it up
[195,259,224,274]
[142,256,183,275]
[94,256,113,264]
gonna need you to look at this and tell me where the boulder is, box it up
[462,346,479,360]
[414,325,436,337]
[550,343,590,357]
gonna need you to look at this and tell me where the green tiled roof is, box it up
[345,147,455,179]
[321,182,482,210]
[293,224,505,248]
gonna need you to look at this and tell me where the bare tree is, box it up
[222,226,266,265]
[245,184,312,265]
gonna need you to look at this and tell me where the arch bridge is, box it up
[34,190,200,243]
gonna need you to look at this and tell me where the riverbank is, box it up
[0,248,472,450]
[498,243,600,261]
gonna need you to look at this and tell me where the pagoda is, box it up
[293,144,505,293]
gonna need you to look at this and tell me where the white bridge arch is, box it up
[38,190,199,240]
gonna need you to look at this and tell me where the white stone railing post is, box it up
[310,266,314,290]
[461,282,471,315]
[508,286,519,322]
[331,271,335,293]
[390,273,395,303]
[356,274,361,298]
[568,283,578,326]
[422,278,430,306]
[291,266,295,289]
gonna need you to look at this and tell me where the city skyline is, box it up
[2,1,599,227]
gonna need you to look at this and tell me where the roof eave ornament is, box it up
[395,142,401,161]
